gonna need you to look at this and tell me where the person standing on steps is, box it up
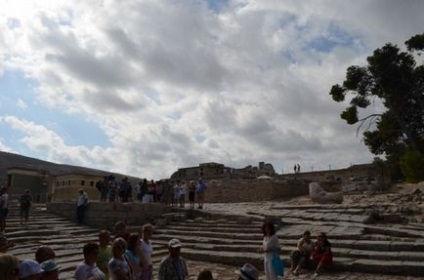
[19,189,33,226]
[76,189,88,225]
[96,230,112,278]
[195,179,207,209]
[108,238,131,280]
[18,259,44,280]
[75,242,105,280]
[0,254,20,279]
[188,180,196,209]
[139,223,154,280]
[124,233,142,279]
[0,187,9,235]
[40,259,60,280]
[35,246,56,264]
[179,181,187,208]
[158,238,188,280]
[258,222,280,280]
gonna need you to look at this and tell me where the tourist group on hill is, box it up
[0,218,332,280]
[95,176,207,209]
[74,178,208,226]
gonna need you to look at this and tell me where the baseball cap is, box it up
[18,259,44,278]
[168,238,182,248]
[40,259,60,272]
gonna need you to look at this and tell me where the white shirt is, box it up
[74,261,105,280]
[0,193,8,209]
[140,239,153,265]
[179,184,187,195]
[77,192,88,207]
[263,234,280,261]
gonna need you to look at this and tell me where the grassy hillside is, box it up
[0,151,137,185]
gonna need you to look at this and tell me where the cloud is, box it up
[16,99,27,109]
[0,0,421,178]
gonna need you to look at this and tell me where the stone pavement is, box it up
[4,187,424,280]
[185,260,421,280]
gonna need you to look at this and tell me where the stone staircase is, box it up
[151,204,424,277]
[5,202,424,279]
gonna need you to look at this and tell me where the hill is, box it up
[0,151,127,184]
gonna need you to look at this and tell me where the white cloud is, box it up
[16,99,27,109]
[0,0,422,178]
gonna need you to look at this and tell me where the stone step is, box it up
[154,227,424,254]
[166,224,262,233]
[169,219,264,227]
[6,202,424,278]
[179,249,424,276]
[155,228,263,240]
[153,237,424,262]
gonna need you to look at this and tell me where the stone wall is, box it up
[47,180,336,229]
[279,164,377,182]
[52,179,311,203]
[47,202,168,230]
[53,185,99,202]
[203,179,309,203]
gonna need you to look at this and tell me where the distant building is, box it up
[170,161,276,181]
[6,167,51,202]
[6,167,107,202]
[53,172,105,202]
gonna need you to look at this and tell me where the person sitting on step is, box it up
[312,232,333,277]
[290,230,314,276]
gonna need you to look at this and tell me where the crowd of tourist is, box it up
[0,218,333,280]
[95,177,208,210]
[0,177,334,280]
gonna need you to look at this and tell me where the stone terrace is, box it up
[5,189,424,280]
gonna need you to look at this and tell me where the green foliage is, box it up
[340,106,358,124]
[330,33,424,180]
[400,149,424,183]
[329,84,345,102]
[405,34,424,52]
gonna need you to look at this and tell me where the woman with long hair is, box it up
[258,222,280,280]
[125,233,142,279]
[109,238,131,280]
[0,254,19,280]
[139,224,154,280]
[312,232,333,277]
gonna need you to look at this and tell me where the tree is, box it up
[329,33,424,182]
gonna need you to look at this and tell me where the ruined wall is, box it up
[53,185,99,202]
[47,202,168,230]
[279,164,377,182]
[203,179,309,203]
[52,178,311,203]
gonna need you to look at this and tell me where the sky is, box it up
[0,0,423,180]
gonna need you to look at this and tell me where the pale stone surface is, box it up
[183,260,423,280]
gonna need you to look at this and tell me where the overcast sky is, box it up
[1,0,423,179]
